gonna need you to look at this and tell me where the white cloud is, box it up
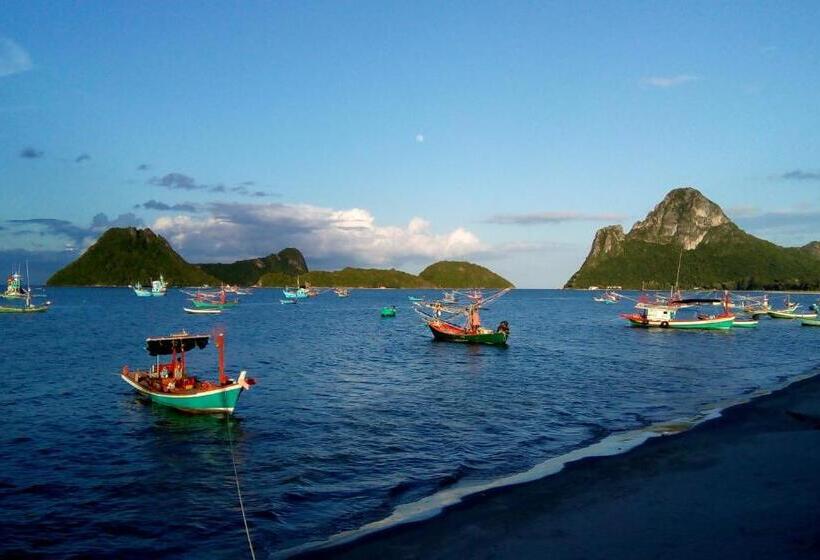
[415,133,424,143]
[484,211,627,225]
[641,75,699,88]
[152,202,486,267]
[0,37,32,78]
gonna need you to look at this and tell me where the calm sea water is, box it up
[1,288,819,558]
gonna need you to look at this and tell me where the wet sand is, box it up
[300,370,820,559]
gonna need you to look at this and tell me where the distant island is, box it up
[47,227,514,289]
[565,187,820,291]
[259,261,513,289]
[47,228,217,287]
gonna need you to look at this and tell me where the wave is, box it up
[277,369,819,558]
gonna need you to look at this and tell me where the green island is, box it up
[565,188,820,291]
[259,261,513,289]
[47,228,514,289]
[47,228,217,287]
[198,248,308,286]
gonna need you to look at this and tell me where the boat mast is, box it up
[217,332,227,385]
[25,261,31,308]
[673,247,684,298]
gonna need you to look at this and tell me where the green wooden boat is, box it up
[428,320,509,345]
[801,317,820,327]
[380,306,397,317]
[414,288,512,346]
[121,331,254,415]
[732,318,758,328]
[191,299,238,310]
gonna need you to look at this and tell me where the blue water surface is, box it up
[1,288,818,558]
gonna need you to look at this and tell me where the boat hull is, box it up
[768,310,818,320]
[121,374,245,414]
[428,321,509,345]
[624,315,735,330]
[191,300,238,309]
[801,318,820,327]
[732,319,758,328]
[183,307,221,314]
[0,305,48,313]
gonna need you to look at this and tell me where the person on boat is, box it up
[496,320,510,334]
[433,302,442,318]
[467,304,481,334]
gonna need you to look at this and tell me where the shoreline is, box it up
[291,367,820,559]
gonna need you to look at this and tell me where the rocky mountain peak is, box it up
[628,187,730,250]
[587,225,625,259]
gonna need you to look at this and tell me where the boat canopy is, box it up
[146,334,210,355]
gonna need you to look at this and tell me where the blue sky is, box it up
[2,1,819,286]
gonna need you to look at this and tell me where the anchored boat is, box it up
[2,270,27,299]
[0,265,49,313]
[121,331,254,415]
[187,287,239,310]
[622,295,735,330]
[131,274,167,297]
[414,288,511,345]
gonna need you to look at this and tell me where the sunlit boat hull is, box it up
[800,318,820,327]
[183,307,221,314]
[121,372,247,414]
[191,300,238,309]
[768,310,817,319]
[428,320,509,345]
[623,315,735,330]
[0,304,48,313]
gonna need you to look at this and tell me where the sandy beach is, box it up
[300,369,820,560]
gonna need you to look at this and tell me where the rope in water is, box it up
[226,417,256,560]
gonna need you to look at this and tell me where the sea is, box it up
[1,288,819,559]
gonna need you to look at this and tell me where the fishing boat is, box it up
[442,290,457,304]
[593,290,619,304]
[0,265,49,313]
[131,274,167,297]
[132,283,152,297]
[2,270,27,299]
[282,287,309,299]
[414,288,511,345]
[801,317,820,327]
[120,331,254,415]
[622,295,735,330]
[0,292,49,313]
[767,300,816,319]
[184,307,222,315]
[739,294,772,317]
[768,309,816,319]
[334,288,350,297]
[189,287,238,310]
[222,284,252,295]
[305,282,320,297]
[380,306,397,317]
[732,318,759,328]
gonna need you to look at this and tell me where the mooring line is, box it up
[226,417,256,560]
